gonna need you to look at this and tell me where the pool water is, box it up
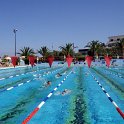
[0,64,124,124]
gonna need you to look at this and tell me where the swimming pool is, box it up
[0,64,124,124]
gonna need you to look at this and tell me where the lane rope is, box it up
[88,69,124,119]
[0,66,65,93]
[22,70,73,124]
[105,70,124,78]
[0,66,60,81]
[111,68,124,74]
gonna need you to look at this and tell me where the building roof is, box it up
[79,47,90,51]
[108,35,124,39]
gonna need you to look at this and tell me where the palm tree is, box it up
[86,40,98,56]
[110,38,124,58]
[18,47,35,64]
[86,40,105,58]
[121,38,124,58]
[117,38,124,58]
[103,47,112,57]
[37,46,49,61]
[18,47,35,57]
[59,43,74,57]
[95,43,105,58]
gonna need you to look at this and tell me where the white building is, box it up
[106,35,124,47]
[78,47,90,55]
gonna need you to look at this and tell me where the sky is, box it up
[0,0,124,56]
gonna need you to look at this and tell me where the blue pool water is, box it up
[0,64,124,124]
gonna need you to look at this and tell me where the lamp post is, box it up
[52,43,53,52]
[13,29,18,56]
[72,43,78,59]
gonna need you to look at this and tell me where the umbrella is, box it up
[5,57,11,60]
[20,56,25,59]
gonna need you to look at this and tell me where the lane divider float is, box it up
[9,76,13,78]
[0,66,60,81]
[112,68,124,75]
[88,70,124,119]
[0,80,31,93]
[22,70,72,124]
[0,66,65,93]
[104,68,124,79]
[0,78,5,80]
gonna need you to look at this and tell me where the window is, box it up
[110,39,113,42]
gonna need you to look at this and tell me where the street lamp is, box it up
[72,43,78,58]
[13,29,18,56]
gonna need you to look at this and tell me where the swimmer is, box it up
[85,72,89,76]
[46,81,51,87]
[63,71,67,75]
[61,89,71,96]
[33,74,41,79]
[57,73,62,76]
[72,71,76,74]
[54,89,71,96]
[55,73,62,78]
[42,81,51,87]
[44,71,50,74]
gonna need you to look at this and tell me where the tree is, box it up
[2,55,9,63]
[18,47,35,57]
[59,43,74,57]
[121,38,124,58]
[116,38,124,58]
[103,47,112,56]
[109,38,124,58]
[18,47,35,64]
[86,40,105,58]
[37,46,49,61]
[51,50,61,60]
[74,52,85,61]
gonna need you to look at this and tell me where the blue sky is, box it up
[0,0,124,56]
